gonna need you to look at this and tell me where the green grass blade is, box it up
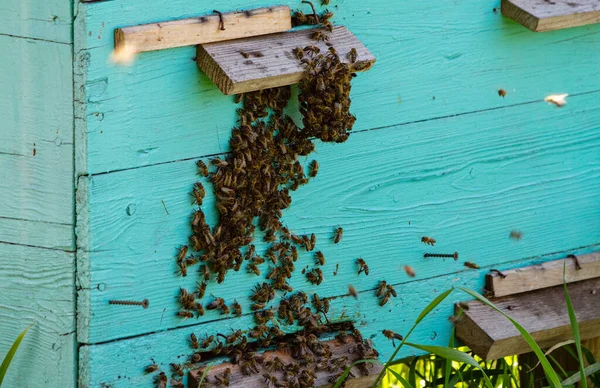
[0,323,34,387]
[198,364,213,385]
[372,288,454,387]
[444,328,455,388]
[408,356,419,388]
[561,363,600,385]
[404,343,493,388]
[333,359,381,388]
[563,264,587,388]
[458,287,563,388]
[386,367,415,388]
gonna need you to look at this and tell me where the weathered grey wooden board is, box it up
[76,91,600,344]
[115,6,292,53]
[487,252,600,297]
[75,0,600,174]
[0,243,76,388]
[197,26,375,94]
[502,0,600,32]
[456,277,600,360]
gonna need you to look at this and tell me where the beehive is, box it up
[1,0,600,387]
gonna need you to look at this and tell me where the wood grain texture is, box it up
[501,0,600,32]
[0,0,71,43]
[0,35,74,226]
[197,26,375,95]
[78,259,585,387]
[76,91,600,343]
[0,243,77,387]
[0,217,73,250]
[456,278,600,360]
[76,0,600,174]
[115,6,292,53]
[187,334,383,388]
[487,252,600,297]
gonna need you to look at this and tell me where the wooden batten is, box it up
[501,0,600,32]
[486,252,600,298]
[188,334,383,388]
[196,26,376,95]
[114,6,292,53]
[455,277,600,360]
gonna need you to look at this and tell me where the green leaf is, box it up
[458,287,563,388]
[562,363,600,385]
[386,366,415,388]
[563,263,587,388]
[0,323,34,387]
[405,343,493,388]
[198,364,213,385]
[372,288,454,388]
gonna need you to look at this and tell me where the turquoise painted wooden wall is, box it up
[2,0,600,386]
[0,0,76,387]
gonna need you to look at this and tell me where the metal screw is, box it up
[108,299,149,309]
[423,252,458,260]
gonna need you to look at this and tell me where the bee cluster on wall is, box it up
[148,4,386,388]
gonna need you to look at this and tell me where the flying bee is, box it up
[196,281,207,299]
[348,285,358,299]
[145,362,159,373]
[464,261,480,269]
[201,335,214,348]
[232,300,242,317]
[421,236,436,246]
[346,48,358,63]
[404,265,416,277]
[314,251,325,265]
[333,227,343,243]
[170,363,183,377]
[191,182,205,205]
[357,258,369,275]
[189,333,199,349]
[207,297,225,310]
[196,160,209,177]
[509,230,523,240]
[382,329,404,346]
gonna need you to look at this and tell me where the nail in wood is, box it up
[423,252,458,260]
[108,299,149,308]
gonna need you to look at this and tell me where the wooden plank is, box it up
[0,217,73,250]
[114,6,292,53]
[487,252,600,297]
[501,0,600,32]
[187,334,383,388]
[76,91,600,343]
[0,0,71,43]
[196,26,376,95]
[79,263,562,387]
[77,0,600,174]
[456,277,600,360]
[0,243,76,388]
[0,35,74,225]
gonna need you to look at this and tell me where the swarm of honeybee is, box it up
[151,5,386,387]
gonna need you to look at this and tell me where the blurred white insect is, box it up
[109,43,138,66]
[544,93,568,107]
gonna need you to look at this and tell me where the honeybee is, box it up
[207,297,225,310]
[201,335,214,348]
[352,60,372,71]
[314,251,325,265]
[196,160,209,177]
[211,157,228,168]
[175,260,187,277]
[333,227,343,243]
[346,48,358,63]
[403,265,416,277]
[191,182,205,205]
[214,368,231,386]
[498,89,507,97]
[196,281,207,299]
[220,304,230,315]
[509,230,523,240]
[145,362,159,373]
[189,333,199,349]
[421,236,436,246]
[308,160,319,177]
[170,363,183,377]
[292,47,304,60]
[247,262,261,276]
[232,300,242,317]
[177,311,193,319]
[310,30,329,42]
[376,281,387,297]
[155,372,168,388]
[387,285,397,298]
[348,285,358,299]
[176,246,188,263]
[194,303,205,317]
[199,265,210,282]
[357,258,369,275]
[464,262,479,269]
[306,268,323,285]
